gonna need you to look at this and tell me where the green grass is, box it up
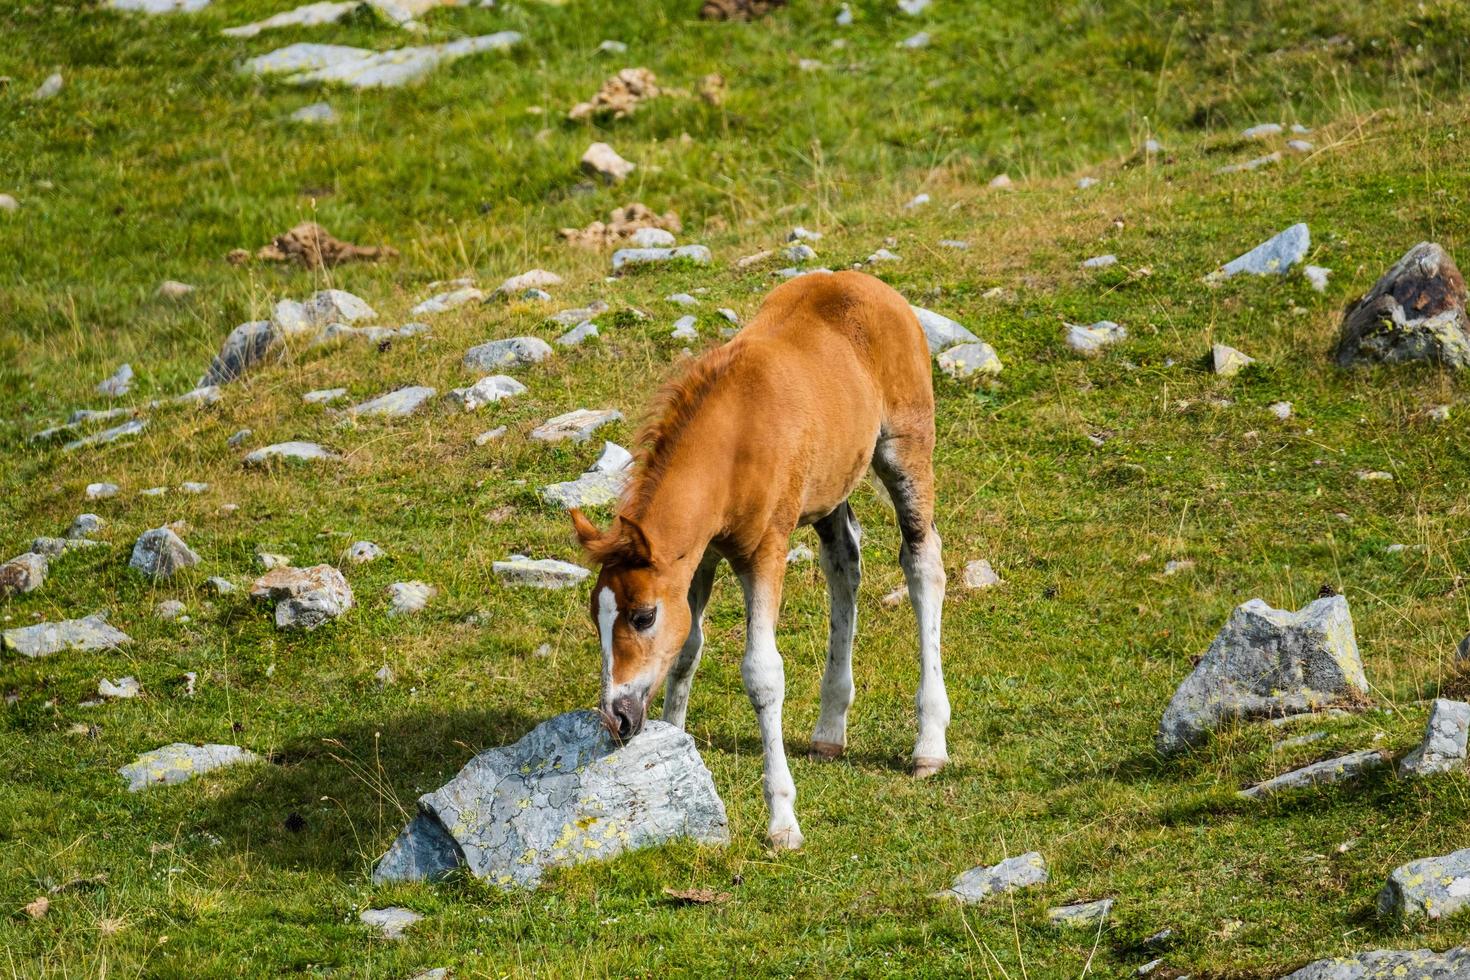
[4,0,1470,976]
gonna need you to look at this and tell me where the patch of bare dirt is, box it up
[236,222,398,268]
[558,203,683,248]
[699,0,785,20]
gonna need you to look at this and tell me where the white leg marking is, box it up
[812,507,860,752]
[740,571,802,850]
[902,530,950,768]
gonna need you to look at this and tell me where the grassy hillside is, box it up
[3,0,1470,976]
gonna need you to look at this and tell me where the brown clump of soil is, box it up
[244,222,399,268]
[569,68,660,121]
[698,73,726,106]
[558,203,683,248]
[699,0,785,20]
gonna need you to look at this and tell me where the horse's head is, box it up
[571,509,693,742]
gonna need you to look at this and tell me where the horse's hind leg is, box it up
[810,501,862,760]
[871,430,950,778]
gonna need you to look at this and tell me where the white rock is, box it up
[256,552,292,571]
[68,513,105,539]
[3,613,131,658]
[290,101,338,123]
[835,3,852,24]
[910,306,980,354]
[898,0,929,13]
[243,441,339,466]
[1211,343,1255,377]
[868,248,900,264]
[530,408,622,443]
[223,1,355,37]
[463,337,554,372]
[155,599,186,621]
[0,553,48,596]
[1076,176,1099,189]
[935,852,1048,904]
[110,0,210,11]
[788,226,823,242]
[241,34,523,89]
[988,173,1013,190]
[411,286,483,316]
[99,676,141,699]
[129,527,200,580]
[63,418,147,452]
[85,482,119,499]
[303,388,348,404]
[1241,122,1283,139]
[0,193,17,212]
[1288,138,1314,153]
[581,142,635,183]
[1210,224,1310,279]
[347,541,384,563]
[119,743,260,791]
[31,73,63,101]
[630,227,676,248]
[937,342,1002,379]
[899,31,930,48]
[1215,152,1282,175]
[611,245,712,272]
[492,557,590,589]
[903,192,931,209]
[592,441,634,473]
[597,39,627,54]
[666,292,698,306]
[782,243,817,263]
[1081,254,1117,269]
[1269,401,1293,420]
[387,581,436,617]
[962,559,1001,589]
[448,375,526,412]
[1400,699,1470,777]
[251,564,355,630]
[97,364,134,398]
[1065,321,1126,355]
[475,426,507,445]
[671,315,698,340]
[557,321,599,347]
[1304,265,1331,292]
[347,385,437,417]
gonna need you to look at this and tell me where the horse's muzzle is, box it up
[605,691,646,743]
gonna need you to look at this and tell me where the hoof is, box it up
[767,826,805,851]
[912,756,947,779]
[808,739,845,762]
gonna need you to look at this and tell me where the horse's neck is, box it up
[629,451,725,572]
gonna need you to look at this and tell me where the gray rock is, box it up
[782,243,817,263]
[631,228,676,248]
[30,536,98,556]
[302,387,347,405]
[411,286,483,316]
[1048,898,1113,928]
[242,34,522,89]
[549,302,610,327]
[97,363,134,398]
[1157,595,1367,755]
[868,247,900,264]
[1242,122,1283,139]
[1288,138,1314,154]
[789,226,823,242]
[667,292,698,306]
[1212,343,1256,377]
[1270,401,1293,420]
[899,31,930,49]
[493,269,562,297]
[154,599,187,621]
[448,374,527,410]
[243,441,339,467]
[1076,177,1099,189]
[373,710,728,888]
[99,675,141,699]
[3,613,131,658]
[85,482,120,499]
[157,279,195,298]
[226,429,251,448]
[129,527,200,580]
[671,315,698,340]
[348,385,437,417]
[904,192,931,209]
[910,306,980,354]
[492,557,590,589]
[31,72,63,101]
[387,581,436,617]
[1282,946,1470,979]
[1066,321,1127,355]
[937,342,1003,379]
[0,553,48,596]
[611,245,712,272]
[934,852,1048,904]
[205,576,237,595]
[1082,254,1118,269]
[251,564,354,630]
[1216,151,1282,174]
[360,906,422,940]
[1335,243,1470,369]
[581,141,635,183]
[591,441,634,473]
[223,1,356,38]
[557,321,599,347]
[119,743,260,792]
[202,320,277,386]
[110,0,210,11]
[63,418,147,452]
[289,101,337,123]
[1238,749,1387,799]
[463,337,554,372]
[1378,848,1470,921]
[316,322,426,345]
[531,408,622,443]
[179,481,208,494]
[1210,224,1310,279]
[475,426,507,445]
[346,540,384,564]
[962,559,1002,589]
[541,469,630,509]
[1304,265,1331,292]
[1399,698,1470,777]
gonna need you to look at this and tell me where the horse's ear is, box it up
[616,515,654,566]
[570,509,603,551]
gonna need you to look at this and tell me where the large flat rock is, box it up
[1282,947,1470,979]
[374,711,728,888]
[3,613,132,658]
[120,743,260,791]
[242,34,522,89]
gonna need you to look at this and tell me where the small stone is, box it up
[99,675,141,699]
[241,33,523,89]
[782,243,817,263]
[387,581,436,617]
[410,286,484,316]
[899,31,930,49]
[243,441,339,467]
[1238,749,1387,799]
[129,527,200,580]
[347,541,384,564]
[549,301,610,326]
[557,321,599,347]
[1065,321,1126,355]
[205,576,236,595]
[786,544,814,564]
[251,564,354,630]
[530,408,622,444]
[1241,122,1283,139]
[3,613,131,658]
[631,228,676,248]
[1288,138,1314,153]
[1215,151,1281,174]
[256,552,291,571]
[934,852,1048,904]
[97,363,134,398]
[154,599,186,621]
[85,482,119,499]
[522,287,552,302]
[667,292,698,306]
[591,441,634,473]
[227,429,251,448]
[1209,224,1310,279]
[492,557,590,589]
[1082,254,1117,269]
[963,559,1001,589]
[179,481,208,494]
[581,142,635,183]
[140,486,167,497]
[671,315,698,340]
[987,173,1012,190]
[448,374,528,411]
[1163,559,1195,576]
[375,664,395,686]
[716,308,739,325]
[0,553,48,596]
[462,337,554,372]
[303,387,348,405]
[347,386,437,418]
[597,39,627,53]
[903,192,931,209]
[1399,698,1470,777]
[1430,404,1452,422]
[1076,176,1099,189]
[1378,849,1470,921]
[898,0,929,12]
[1303,265,1331,292]
[290,101,337,123]
[0,193,19,212]
[493,269,562,297]
[65,513,103,540]
[475,427,507,445]
[63,418,147,452]
[155,280,195,300]
[1269,401,1293,420]
[789,226,822,242]
[1211,343,1255,377]
[610,245,712,272]
[867,248,900,264]
[32,72,63,101]
[937,342,1002,379]
[910,306,980,354]
[119,743,260,792]
[835,2,852,24]
[1048,898,1113,928]
[1356,469,1394,482]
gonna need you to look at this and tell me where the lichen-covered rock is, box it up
[3,613,131,658]
[1048,898,1113,928]
[530,408,622,443]
[909,306,981,354]
[129,527,200,580]
[251,564,354,630]
[1238,749,1387,799]
[937,342,1002,379]
[463,337,554,372]
[373,710,728,888]
[1377,848,1470,921]
[68,513,105,539]
[1399,698,1470,777]
[1334,243,1470,369]
[541,470,629,509]
[492,557,590,589]
[0,553,47,596]
[610,245,711,272]
[1156,595,1366,755]
[1212,343,1256,376]
[242,441,339,467]
[347,385,436,417]
[119,743,260,792]
[1209,223,1310,279]
[934,852,1048,904]
[1282,946,1470,979]
[962,559,1002,589]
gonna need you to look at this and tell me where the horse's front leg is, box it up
[737,545,802,850]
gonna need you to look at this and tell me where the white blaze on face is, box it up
[597,586,617,696]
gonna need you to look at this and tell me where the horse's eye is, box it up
[628,607,656,631]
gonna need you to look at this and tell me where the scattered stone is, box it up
[611,245,712,272]
[1269,401,1293,420]
[530,408,622,443]
[257,552,291,571]
[699,0,785,20]
[411,286,483,316]
[1211,343,1255,377]
[937,342,1003,379]
[597,39,627,54]
[1215,151,1281,174]
[1399,698,1470,777]
[1239,749,1387,799]
[557,321,599,347]
[788,226,822,243]
[910,306,980,354]
[1378,849,1470,921]
[934,852,1048,904]
[29,537,92,557]
[737,249,775,268]
[1209,223,1310,279]
[782,243,817,263]
[1077,176,1099,189]
[375,664,395,686]
[303,387,348,405]
[243,442,339,467]
[31,72,63,101]
[109,0,210,11]
[671,315,698,340]
[1156,595,1367,755]
[347,541,385,564]
[717,308,739,325]
[899,31,930,49]
[1356,469,1394,482]
[1049,898,1113,928]
[492,556,590,589]
[1303,265,1332,293]
[550,301,611,326]
[475,427,507,445]
[961,559,1002,589]
[241,34,523,89]
[179,481,208,494]
[1065,321,1126,355]
[463,337,554,372]
[373,710,728,887]
[358,905,422,940]
[569,67,659,121]
[3,613,131,658]
[154,600,186,621]
[903,192,931,209]
[85,482,120,499]
[183,672,198,696]
[347,385,437,417]
[898,0,929,12]
[251,565,354,630]
[200,321,276,386]
[581,141,635,183]
[140,486,167,498]
[1288,138,1314,153]
[1430,404,1452,422]
[1242,122,1283,139]
[1282,946,1470,979]
[988,173,1012,190]
[223,2,357,37]
[1082,254,1117,269]
[97,364,134,398]
[387,581,436,617]
[667,292,698,306]
[290,101,338,123]
[247,221,397,269]
[120,743,260,792]
[63,418,147,452]
[1335,243,1470,369]
[835,2,852,24]
[99,676,141,699]
[868,248,900,264]
[205,576,237,595]
[0,193,19,212]
[559,203,681,248]
[129,527,200,580]
[0,552,48,596]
